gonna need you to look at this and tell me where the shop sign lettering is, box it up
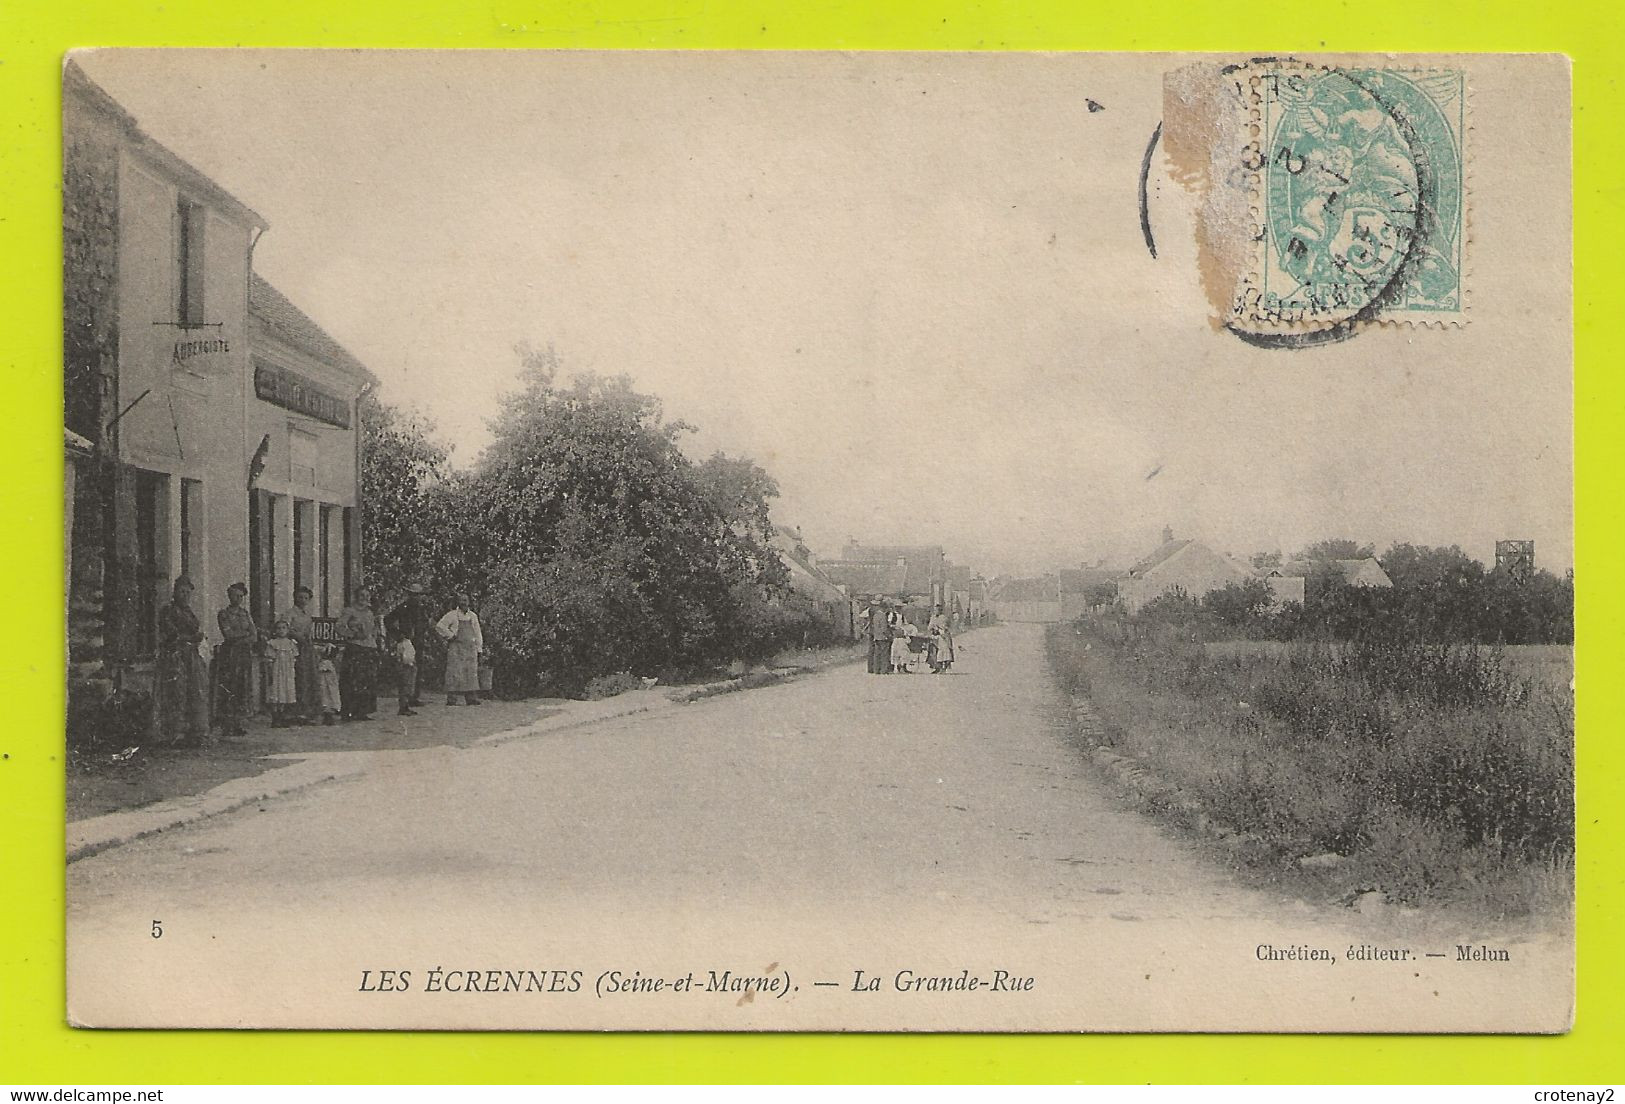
[254,365,351,428]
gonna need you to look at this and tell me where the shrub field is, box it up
[1048,620,1574,917]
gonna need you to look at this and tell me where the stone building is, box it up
[64,62,374,737]
[1115,529,1254,614]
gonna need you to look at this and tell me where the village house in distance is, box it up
[64,62,375,733]
[816,540,991,625]
[987,527,1395,622]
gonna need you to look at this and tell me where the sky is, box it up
[74,50,1574,577]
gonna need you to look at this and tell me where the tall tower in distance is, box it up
[1495,539,1536,583]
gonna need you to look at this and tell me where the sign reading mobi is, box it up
[253,364,351,428]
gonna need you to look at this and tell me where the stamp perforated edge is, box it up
[1229,59,1472,336]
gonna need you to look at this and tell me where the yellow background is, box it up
[2,0,1620,1084]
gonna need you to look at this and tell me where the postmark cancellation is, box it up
[1165,59,1470,340]
[1244,64,1468,331]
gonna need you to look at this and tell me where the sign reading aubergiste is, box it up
[253,363,351,428]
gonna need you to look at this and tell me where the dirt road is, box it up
[68,623,1571,1031]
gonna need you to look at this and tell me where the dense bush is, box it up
[364,345,845,699]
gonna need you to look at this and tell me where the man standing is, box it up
[864,596,892,675]
[437,592,484,706]
[336,586,379,722]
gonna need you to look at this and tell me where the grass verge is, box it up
[1047,620,1574,919]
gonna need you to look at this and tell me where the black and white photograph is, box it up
[62,49,1573,1031]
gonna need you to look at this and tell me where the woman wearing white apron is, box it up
[436,593,484,706]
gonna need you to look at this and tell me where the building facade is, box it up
[992,576,1064,623]
[1116,533,1252,614]
[819,542,949,607]
[65,63,373,728]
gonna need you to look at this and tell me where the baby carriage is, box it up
[899,633,934,674]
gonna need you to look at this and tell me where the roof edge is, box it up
[64,58,270,232]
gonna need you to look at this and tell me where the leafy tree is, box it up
[1304,575,1404,640]
[1251,550,1283,573]
[462,346,797,694]
[1298,538,1376,561]
[692,453,789,590]
[1136,587,1204,625]
[1476,567,1574,645]
[1084,581,1120,608]
[1379,543,1486,641]
[359,393,451,600]
[1202,578,1274,631]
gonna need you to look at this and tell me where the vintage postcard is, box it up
[63,50,1573,1032]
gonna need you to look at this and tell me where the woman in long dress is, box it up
[927,604,955,673]
[154,576,209,746]
[437,593,484,706]
[286,586,322,724]
[214,582,260,738]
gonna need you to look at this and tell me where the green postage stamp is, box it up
[1243,64,1467,332]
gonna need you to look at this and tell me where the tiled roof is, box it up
[1124,539,1193,578]
[843,544,945,595]
[250,274,376,384]
[1277,558,1386,582]
[1057,567,1119,592]
[819,560,910,598]
[771,528,850,604]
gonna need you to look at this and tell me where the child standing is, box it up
[265,618,300,727]
[317,644,342,726]
[392,630,418,717]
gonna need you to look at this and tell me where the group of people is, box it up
[152,576,489,748]
[859,598,956,675]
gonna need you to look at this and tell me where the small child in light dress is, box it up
[265,618,300,727]
[317,644,342,726]
[393,631,418,717]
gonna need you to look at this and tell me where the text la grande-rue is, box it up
[850,968,1034,993]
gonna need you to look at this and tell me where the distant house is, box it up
[1276,557,1394,589]
[1261,573,1307,607]
[819,541,948,606]
[946,564,993,626]
[993,576,1063,623]
[771,527,859,640]
[1116,530,1252,614]
[817,558,909,600]
[1057,566,1120,618]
